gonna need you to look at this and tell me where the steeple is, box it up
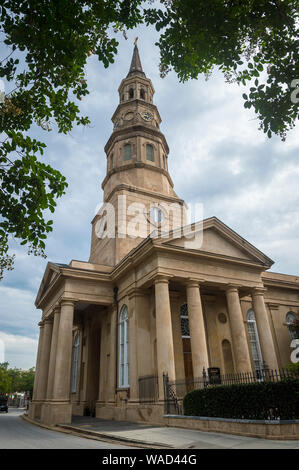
[127,41,145,78]
[89,42,185,266]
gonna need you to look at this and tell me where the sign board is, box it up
[208,367,221,385]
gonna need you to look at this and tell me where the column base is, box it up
[95,400,165,424]
[40,401,72,426]
[28,400,43,420]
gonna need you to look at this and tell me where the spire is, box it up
[127,39,145,77]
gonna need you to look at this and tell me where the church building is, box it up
[29,45,299,426]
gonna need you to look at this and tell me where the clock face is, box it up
[141,111,153,122]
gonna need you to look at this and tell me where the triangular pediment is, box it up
[159,217,274,267]
[35,262,62,307]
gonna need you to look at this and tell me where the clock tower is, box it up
[89,43,185,266]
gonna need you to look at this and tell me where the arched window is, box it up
[146,144,154,162]
[140,88,145,99]
[123,143,131,161]
[286,311,298,340]
[180,304,193,380]
[129,88,134,99]
[110,153,114,169]
[180,304,190,338]
[247,309,263,371]
[71,333,80,393]
[119,305,129,388]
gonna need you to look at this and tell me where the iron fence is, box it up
[138,375,159,404]
[164,368,299,415]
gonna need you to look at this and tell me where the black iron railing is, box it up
[164,368,299,415]
[138,375,159,404]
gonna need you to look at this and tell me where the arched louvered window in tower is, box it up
[123,143,132,161]
[146,144,154,162]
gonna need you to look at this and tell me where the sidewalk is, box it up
[58,416,299,449]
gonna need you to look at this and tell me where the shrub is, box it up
[183,379,299,420]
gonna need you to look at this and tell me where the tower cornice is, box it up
[104,124,169,155]
[101,161,175,192]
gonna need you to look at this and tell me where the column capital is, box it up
[38,321,45,328]
[53,304,61,315]
[44,317,53,325]
[185,278,205,288]
[252,287,267,296]
[225,283,241,293]
[153,274,172,285]
[60,298,76,307]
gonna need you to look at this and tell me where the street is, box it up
[0,409,133,449]
[1,408,299,450]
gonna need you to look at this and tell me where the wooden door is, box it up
[183,337,194,388]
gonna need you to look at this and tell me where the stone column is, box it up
[251,288,279,370]
[97,313,108,404]
[36,318,53,401]
[52,300,75,400]
[186,281,209,377]
[44,299,75,425]
[108,306,117,403]
[32,321,45,401]
[128,290,139,401]
[154,276,176,399]
[226,286,252,373]
[46,306,60,399]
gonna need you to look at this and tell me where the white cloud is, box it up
[0,331,38,369]
[0,286,40,337]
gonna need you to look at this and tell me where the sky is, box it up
[0,23,299,369]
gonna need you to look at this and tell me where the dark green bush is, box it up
[183,379,299,420]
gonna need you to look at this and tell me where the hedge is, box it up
[183,379,299,420]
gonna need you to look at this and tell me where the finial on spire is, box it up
[127,39,145,77]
